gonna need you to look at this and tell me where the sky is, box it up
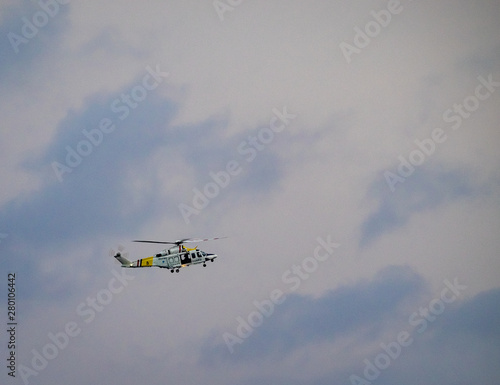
[0,0,499,384]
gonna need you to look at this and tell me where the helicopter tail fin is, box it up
[114,252,133,267]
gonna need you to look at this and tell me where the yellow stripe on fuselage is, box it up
[141,256,154,267]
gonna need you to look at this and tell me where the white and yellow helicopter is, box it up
[113,237,225,273]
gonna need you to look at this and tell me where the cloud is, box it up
[201,265,425,364]
[3,93,176,246]
[3,72,285,248]
[0,81,179,303]
[360,165,478,246]
[436,286,500,340]
[374,287,500,385]
[0,74,289,303]
[200,265,500,385]
[2,1,499,384]
[0,1,70,84]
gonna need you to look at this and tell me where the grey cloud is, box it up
[0,1,70,84]
[200,265,425,364]
[0,81,288,301]
[201,272,500,385]
[370,287,500,385]
[360,166,477,246]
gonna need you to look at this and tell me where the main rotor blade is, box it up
[133,237,227,245]
[180,237,227,243]
[133,240,177,245]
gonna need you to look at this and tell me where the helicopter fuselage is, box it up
[115,244,217,273]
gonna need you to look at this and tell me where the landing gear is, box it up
[170,269,174,273]
[203,263,206,267]
[175,269,179,273]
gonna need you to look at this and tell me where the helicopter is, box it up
[113,237,225,273]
